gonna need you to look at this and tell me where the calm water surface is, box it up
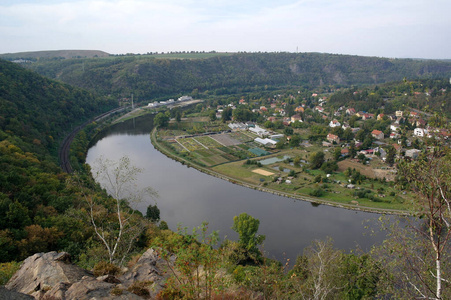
[86,115,390,262]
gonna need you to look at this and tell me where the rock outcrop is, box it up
[4,248,173,299]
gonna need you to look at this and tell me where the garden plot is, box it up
[210,133,242,146]
[194,136,223,148]
[229,131,255,143]
[176,137,205,151]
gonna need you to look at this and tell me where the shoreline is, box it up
[150,128,410,216]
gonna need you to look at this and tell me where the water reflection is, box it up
[86,115,391,262]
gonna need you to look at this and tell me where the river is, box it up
[86,114,390,262]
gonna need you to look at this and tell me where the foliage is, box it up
[231,213,265,263]
[0,261,20,285]
[146,204,161,223]
[92,261,121,277]
[374,147,451,299]
[26,53,451,101]
[156,222,225,299]
[309,151,325,169]
[84,156,158,265]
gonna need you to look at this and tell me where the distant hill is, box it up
[26,52,451,100]
[0,50,110,60]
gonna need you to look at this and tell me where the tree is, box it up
[385,145,396,166]
[221,107,232,122]
[231,213,265,262]
[154,111,170,127]
[145,204,160,223]
[376,148,451,299]
[86,156,158,265]
[310,151,325,169]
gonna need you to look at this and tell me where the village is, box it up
[150,85,449,213]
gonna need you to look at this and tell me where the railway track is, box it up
[59,107,125,173]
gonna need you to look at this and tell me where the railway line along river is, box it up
[86,114,394,263]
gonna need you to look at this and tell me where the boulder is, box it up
[6,252,91,295]
[5,249,174,299]
[119,248,174,298]
[64,276,141,300]
[0,286,34,300]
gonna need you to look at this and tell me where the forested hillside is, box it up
[27,52,451,100]
[0,59,116,262]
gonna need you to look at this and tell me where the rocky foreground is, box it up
[3,249,173,299]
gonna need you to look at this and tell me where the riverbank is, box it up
[150,127,410,216]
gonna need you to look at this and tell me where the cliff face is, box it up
[5,249,172,299]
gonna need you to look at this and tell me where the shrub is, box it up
[92,261,121,277]
[127,280,151,296]
[0,262,20,285]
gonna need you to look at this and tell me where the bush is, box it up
[92,261,121,277]
[309,187,324,197]
[127,281,151,296]
[0,261,20,285]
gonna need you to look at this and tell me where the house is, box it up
[329,119,341,128]
[371,130,384,140]
[260,106,268,112]
[377,114,385,120]
[410,111,419,118]
[414,128,428,137]
[346,108,356,115]
[283,117,291,126]
[267,116,277,122]
[295,106,304,113]
[341,148,349,157]
[395,111,403,117]
[291,114,303,123]
[239,99,246,104]
[390,124,400,132]
[390,132,400,139]
[405,149,421,159]
[326,133,340,144]
[361,113,374,120]
[314,106,324,113]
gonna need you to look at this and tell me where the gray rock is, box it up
[65,277,141,300]
[119,248,174,298]
[0,286,34,300]
[6,252,91,296]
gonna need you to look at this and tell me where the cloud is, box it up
[0,0,450,58]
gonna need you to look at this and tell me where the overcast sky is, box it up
[1,0,449,59]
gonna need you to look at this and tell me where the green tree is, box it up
[145,204,160,222]
[221,107,232,122]
[310,151,325,169]
[231,213,265,262]
[154,112,170,127]
[385,145,396,166]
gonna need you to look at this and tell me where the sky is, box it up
[1,0,450,59]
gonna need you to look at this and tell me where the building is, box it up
[371,130,384,140]
[326,133,340,144]
[249,125,269,137]
[291,114,303,123]
[329,119,341,128]
[414,128,428,137]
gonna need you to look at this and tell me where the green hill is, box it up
[0,59,116,262]
[26,52,451,101]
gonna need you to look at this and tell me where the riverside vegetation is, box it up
[0,53,450,299]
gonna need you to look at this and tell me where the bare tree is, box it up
[86,155,158,265]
